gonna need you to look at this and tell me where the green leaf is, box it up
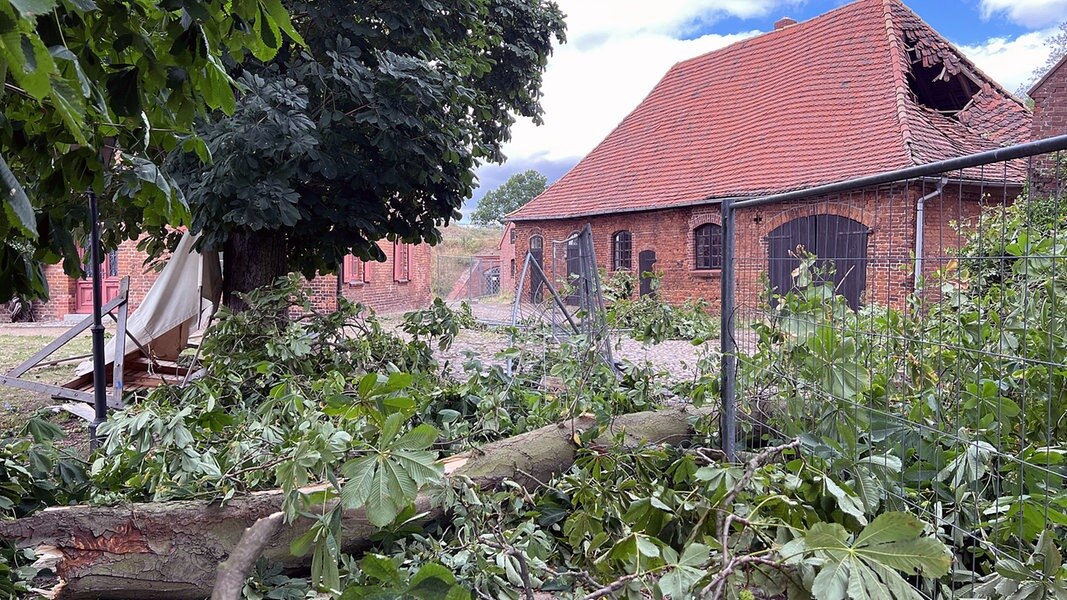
[8,0,56,18]
[811,561,849,600]
[289,527,318,557]
[0,152,35,236]
[49,76,88,144]
[395,424,437,450]
[260,0,304,46]
[658,565,704,599]
[409,562,456,586]
[0,31,54,99]
[359,554,400,585]
[379,412,403,447]
[677,543,711,568]
[799,512,951,600]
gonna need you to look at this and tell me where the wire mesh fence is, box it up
[720,134,1067,592]
[434,254,503,303]
[510,226,616,372]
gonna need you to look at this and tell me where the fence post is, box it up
[720,198,737,462]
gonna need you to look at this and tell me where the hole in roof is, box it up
[906,51,980,118]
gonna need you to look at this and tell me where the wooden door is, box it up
[767,215,868,309]
[530,235,544,303]
[565,234,580,304]
[75,249,121,313]
[638,250,657,297]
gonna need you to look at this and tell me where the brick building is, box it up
[507,0,1032,311]
[1031,53,1067,141]
[31,239,432,321]
[1030,52,1067,195]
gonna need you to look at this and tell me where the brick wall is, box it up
[499,224,516,296]
[31,238,433,321]
[33,238,157,321]
[336,240,433,314]
[1031,55,1067,195]
[511,183,997,313]
[1032,56,1067,141]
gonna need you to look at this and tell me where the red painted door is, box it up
[75,249,121,313]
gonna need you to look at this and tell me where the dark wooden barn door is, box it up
[767,215,869,309]
[565,234,580,304]
[530,235,544,303]
[638,250,657,297]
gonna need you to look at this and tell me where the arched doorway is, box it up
[767,214,869,309]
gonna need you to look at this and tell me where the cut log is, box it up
[0,406,714,599]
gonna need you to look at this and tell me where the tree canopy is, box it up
[469,169,547,226]
[171,0,566,303]
[0,0,301,302]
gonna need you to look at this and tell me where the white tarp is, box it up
[76,232,222,376]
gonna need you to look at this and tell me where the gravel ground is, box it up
[432,299,715,383]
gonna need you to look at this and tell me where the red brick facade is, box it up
[511,184,994,312]
[1030,54,1067,195]
[30,238,432,321]
[1031,55,1067,142]
[333,241,433,313]
[33,238,157,321]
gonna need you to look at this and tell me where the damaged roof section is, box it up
[905,44,982,116]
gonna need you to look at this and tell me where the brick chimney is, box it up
[774,17,797,30]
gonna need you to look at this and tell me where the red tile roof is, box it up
[510,0,1031,222]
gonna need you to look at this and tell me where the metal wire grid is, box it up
[720,135,1067,591]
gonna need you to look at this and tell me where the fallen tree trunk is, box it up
[1,406,714,599]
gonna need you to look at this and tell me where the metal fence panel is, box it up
[720,135,1067,589]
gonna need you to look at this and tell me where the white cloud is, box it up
[960,29,1057,91]
[495,0,787,165]
[500,30,759,164]
[980,0,1067,28]
[561,0,790,43]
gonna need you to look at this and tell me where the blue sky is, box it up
[464,0,1066,219]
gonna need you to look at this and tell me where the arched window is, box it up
[612,231,632,271]
[694,223,723,270]
[530,235,543,253]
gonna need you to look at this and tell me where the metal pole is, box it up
[720,198,737,462]
[87,191,108,450]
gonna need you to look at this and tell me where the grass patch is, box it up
[0,332,95,446]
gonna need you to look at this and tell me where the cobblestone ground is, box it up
[429,298,715,383]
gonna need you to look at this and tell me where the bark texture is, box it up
[0,406,714,599]
[222,229,289,312]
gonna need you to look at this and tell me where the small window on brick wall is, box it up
[612,230,632,271]
[343,255,365,285]
[694,223,723,270]
[393,242,411,283]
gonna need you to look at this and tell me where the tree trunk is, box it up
[0,407,714,599]
[222,229,289,312]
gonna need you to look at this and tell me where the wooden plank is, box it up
[57,403,95,422]
[129,358,187,376]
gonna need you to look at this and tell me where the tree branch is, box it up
[211,511,285,600]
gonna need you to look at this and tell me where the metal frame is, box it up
[0,277,130,410]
